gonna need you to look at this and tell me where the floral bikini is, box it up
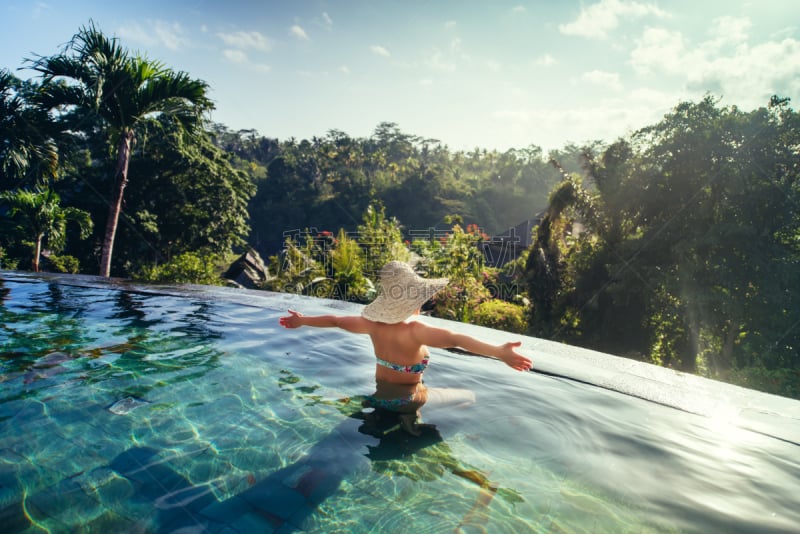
[374,356,429,374]
[362,356,430,412]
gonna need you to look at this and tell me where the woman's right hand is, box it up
[279,309,304,329]
[499,341,533,371]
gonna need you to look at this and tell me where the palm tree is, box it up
[0,70,58,186]
[0,187,93,272]
[29,22,212,277]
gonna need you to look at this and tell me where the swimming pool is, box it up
[1,271,798,533]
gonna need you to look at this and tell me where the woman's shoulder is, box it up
[408,320,455,347]
[406,319,435,339]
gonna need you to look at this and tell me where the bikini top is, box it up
[375,356,429,374]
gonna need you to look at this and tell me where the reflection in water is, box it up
[0,282,225,406]
[0,278,11,302]
[112,291,158,329]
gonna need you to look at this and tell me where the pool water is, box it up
[1,272,799,533]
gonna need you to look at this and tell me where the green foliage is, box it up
[47,254,80,274]
[723,367,800,399]
[0,247,19,270]
[114,116,255,272]
[330,229,373,301]
[414,223,493,322]
[134,250,223,285]
[0,186,92,272]
[356,203,409,275]
[521,95,800,396]
[264,205,409,301]
[472,299,528,334]
[0,70,59,187]
[220,123,564,251]
[29,21,214,277]
[264,232,328,295]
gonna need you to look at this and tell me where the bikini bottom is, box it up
[362,380,428,414]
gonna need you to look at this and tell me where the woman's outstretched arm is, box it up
[279,309,372,334]
[412,322,533,371]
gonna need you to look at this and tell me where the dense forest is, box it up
[2,24,799,399]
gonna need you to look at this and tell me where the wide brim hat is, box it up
[362,261,449,324]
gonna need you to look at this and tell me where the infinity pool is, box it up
[1,272,798,533]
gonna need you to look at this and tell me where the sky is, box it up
[1,0,799,153]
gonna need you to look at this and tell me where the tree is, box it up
[29,21,212,277]
[0,187,92,272]
[0,70,58,188]
[523,95,800,389]
[115,115,254,270]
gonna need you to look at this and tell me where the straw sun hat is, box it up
[361,261,449,324]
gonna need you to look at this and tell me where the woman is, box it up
[279,261,533,434]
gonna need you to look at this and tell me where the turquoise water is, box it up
[1,272,799,533]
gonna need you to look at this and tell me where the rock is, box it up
[223,248,269,289]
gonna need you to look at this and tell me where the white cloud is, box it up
[371,45,391,57]
[559,0,668,39]
[707,16,751,49]
[117,20,189,51]
[223,49,248,63]
[490,91,676,149]
[217,30,271,51]
[535,53,556,66]
[290,25,309,40]
[630,17,800,107]
[425,49,456,71]
[512,6,526,13]
[445,20,457,29]
[629,27,687,74]
[339,65,350,74]
[222,49,271,72]
[322,12,333,27]
[152,21,188,50]
[693,38,800,106]
[583,70,623,91]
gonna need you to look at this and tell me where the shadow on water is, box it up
[103,406,513,533]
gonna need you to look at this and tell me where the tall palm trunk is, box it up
[100,129,134,277]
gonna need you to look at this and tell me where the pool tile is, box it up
[80,509,137,532]
[285,502,319,531]
[93,471,136,509]
[158,507,223,533]
[198,494,253,523]
[0,500,32,533]
[229,510,283,533]
[26,477,103,527]
[239,480,307,520]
